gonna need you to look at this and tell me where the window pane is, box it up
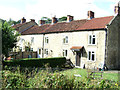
[63,38,65,43]
[39,49,41,54]
[93,35,95,37]
[92,38,95,44]
[65,50,67,56]
[92,54,95,61]
[89,35,92,44]
[88,51,91,60]
[47,38,49,43]
[66,36,68,43]
[63,50,65,56]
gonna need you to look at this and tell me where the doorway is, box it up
[76,52,81,66]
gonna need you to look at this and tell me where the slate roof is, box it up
[77,16,114,30]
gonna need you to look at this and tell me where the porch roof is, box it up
[70,46,83,50]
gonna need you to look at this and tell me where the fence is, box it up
[11,51,37,59]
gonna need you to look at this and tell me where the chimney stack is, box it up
[30,19,35,22]
[114,2,120,15]
[52,17,58,24]
[87,11,94,20]
[21,17,26,24]
[39,20,45,26]
[67,15,74,22]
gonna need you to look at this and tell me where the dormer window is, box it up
[88,35,96,45]
[63,36,68,44]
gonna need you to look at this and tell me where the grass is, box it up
[61,68,118,82]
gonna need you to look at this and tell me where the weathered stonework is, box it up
[106,15,120,70]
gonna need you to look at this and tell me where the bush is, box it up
[28,70,75,89]
[3,57,66,68]
[2,67,28,88]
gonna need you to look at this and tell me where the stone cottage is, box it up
[13,4,120,70]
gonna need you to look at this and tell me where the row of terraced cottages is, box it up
[13,5,120,70]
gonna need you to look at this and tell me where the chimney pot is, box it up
[30,19,35,22]
[67,15,74,22]
[52,17,58,24]
[39,20,45,26]
[87,11,94,19]
[21,17,26,24]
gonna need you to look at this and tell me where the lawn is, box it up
[61,68,119,82]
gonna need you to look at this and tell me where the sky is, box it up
[0,0,119,23]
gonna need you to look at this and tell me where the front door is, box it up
[76,52,81,66]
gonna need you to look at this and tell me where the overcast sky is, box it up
[0,0,119,23]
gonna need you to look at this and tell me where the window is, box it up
[88,51,95,61]
[45,49,48,55]
[39,49,42,55]
[88,35,96,45]
[30,48,33,52]
[63,49,68,57]
[31,37,34,44]
[20,38,24,43]
[19,47,22,52]
[63,36,68,44]
[45,37,49,44]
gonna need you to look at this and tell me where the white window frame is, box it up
[38,48,42,55]
[88,34,96,45]
[19,47,22,51]
[63,49,68,57]
[63,36,68,44]
[45,37,49,44]
[45,49,48,55]
[30,48,33,52]
[87,51,96,61]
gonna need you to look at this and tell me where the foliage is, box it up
[1,21,20,57]
[8,18,21,26]
[40,16,67,24]
[41,17,52,24]
[2,66,119,89]
[3,57,66,68]
[2,67,28,88]
[58,16,67,22]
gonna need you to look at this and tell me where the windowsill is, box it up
[63,43,69,45]
[45,43,49,44]
[87,59,96,62]
[88,44,96,46]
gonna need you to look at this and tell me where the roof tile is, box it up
[77,16,114,30]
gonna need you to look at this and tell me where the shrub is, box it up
[2,67,28,88]
[3,57,66,68]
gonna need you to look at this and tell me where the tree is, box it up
[41,17,52,24]
[8,18,21,26]
[1,21,19,57]
[58,16,67,22]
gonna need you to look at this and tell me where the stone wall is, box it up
[106,15,120,70]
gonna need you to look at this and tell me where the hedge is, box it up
[3,57,66,68]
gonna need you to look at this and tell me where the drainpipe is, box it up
[42,34,45,58]
[104,26,109,70]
